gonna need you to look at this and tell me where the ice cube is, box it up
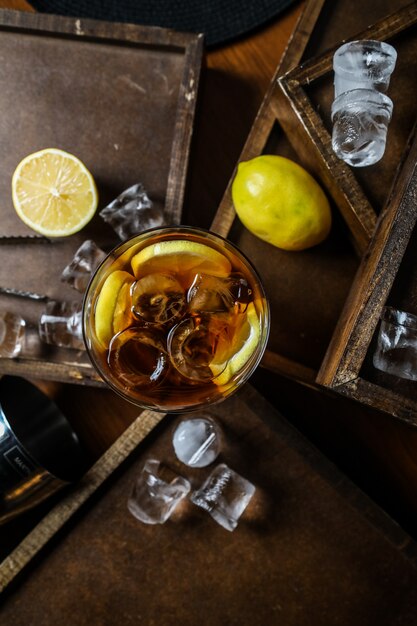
[172,416,221,468]
[0,312,26,357]
[331,89,393,167]
[128,459,191,524]
[38,300,84,350]
[373,307,417,381]
[187,273,253,314]
[167,315,228,382]
[61,240,106,293]
[131,273,185,324]
[190,463,255,531]
[108,327,168,389]
[99,183,166,240]
[333,40,397,97]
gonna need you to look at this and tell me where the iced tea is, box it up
[83,227,269,411]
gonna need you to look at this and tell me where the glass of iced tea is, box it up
[83,227,269,412]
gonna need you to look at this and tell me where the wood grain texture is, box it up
[3,385,417,624]
[210,0,326,238]
[317,128,417,425]
[276,2,417,253]
[2,0,417,614]
[0,408,165,593]
[0,8,202,385]
[274,77,376,254]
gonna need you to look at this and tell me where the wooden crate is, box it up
[271,3,417,426]
[0,9,203,385]
[212,0,417,387]
[0,0,327,592]
[275,3,417,251]
[317,130,417,426]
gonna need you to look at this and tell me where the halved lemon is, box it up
[131,240,232,278]
[210,303,261,386]
[12,148,98,237]
[95,270,134,348]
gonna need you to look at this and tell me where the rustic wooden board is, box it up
[0,9,203,385]
[0,0,325,594]
[317,129,417,426]
[0,406,165,594]
[211,0,417,387]
[2,384,417,624]
[276,3,417,250]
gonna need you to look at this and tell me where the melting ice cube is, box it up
[38,300,84,350]
[190,463,255,531]
[172,416,221,468]
[128,459,191,525]
[61,240,106,293]
[99,183,166,240]
[0,312,26,357]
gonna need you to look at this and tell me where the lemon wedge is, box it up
[131,239,231,278]
[210,303,261,386]
[95,270,134,348]
[12,148,98,237]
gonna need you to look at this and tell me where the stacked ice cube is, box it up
[331,40,397,167]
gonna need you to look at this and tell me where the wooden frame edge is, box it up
[275,2,417,254]
[210,0,327,239]
[317,126,417,389]
[0,408,166,594]
[165,33,205,224]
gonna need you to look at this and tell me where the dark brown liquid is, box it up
[90,233,267,411]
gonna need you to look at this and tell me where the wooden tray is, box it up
[0,1,326,594]
[276,3,417,251]
[2,384,417,623]
[317,130,417,426]
[0,9,203,385]
[211,0,417,387]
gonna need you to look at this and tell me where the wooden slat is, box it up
[210,0,326,237]
[318,127,417,388]
[273,78,375,253]
[0,9,202,385]
[0,408,165,593]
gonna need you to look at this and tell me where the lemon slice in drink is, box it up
[12,148,98,237]
[131,240,232,278]
[210,302,261,386]
[95,270,134,348]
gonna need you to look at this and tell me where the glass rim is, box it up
[82,225,271,413]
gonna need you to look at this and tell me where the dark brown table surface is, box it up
[2,0,417,621]
[3,385,417,625]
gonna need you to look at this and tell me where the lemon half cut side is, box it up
[12,148,98,237]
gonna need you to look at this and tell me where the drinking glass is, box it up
[83,226,269,412]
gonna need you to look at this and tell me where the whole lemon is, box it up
[231,155,332,251]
